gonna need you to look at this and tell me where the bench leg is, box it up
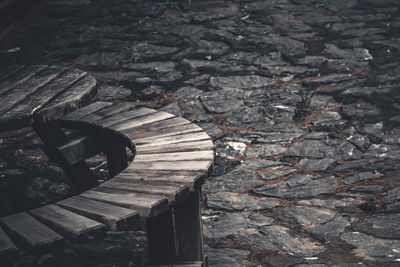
[33,121,99,192]
[146,209,176,264]
[172,188,205,263]
[105,139,128,178]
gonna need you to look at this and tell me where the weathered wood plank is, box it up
[95,107,157,128]
[0,65,47,96]
[0,65,24,82]
[36,75,98,123]
[63,101,113,121]
[0,212,63,249]
[134,151,214,162]
[111,111,175,131]
[121,117,190,137]
[134,132,211,147]
[80,103,136,122]
[1,69,87,123]
[30,204,106,240]
[0,66,66,115]
[80,189,169,218]
[100,180,190,204]
[128,123,203,140]
[149,262,203,267]
[128,160,213,172]
[115,169,204,190]
[57,196,139,231]
[136,139,214,154]
[0,226,17,257]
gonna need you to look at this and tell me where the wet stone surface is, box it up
[1,0,400,265]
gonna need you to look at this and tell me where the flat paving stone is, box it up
[206,191,279,211]
[3,0,400,264]
[253,174,337,198]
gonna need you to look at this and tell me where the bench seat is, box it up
[0,101,214,266]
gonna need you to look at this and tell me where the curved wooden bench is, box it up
[0,101,214,266]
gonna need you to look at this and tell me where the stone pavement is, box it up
[1,0,400,266]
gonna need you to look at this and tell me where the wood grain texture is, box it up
[0,226,17,256]
[134,132,211,147]
[136,139,214,154]
[80,189,169,218]
[0,66,65,115]
[128,160,213,172]
[80,103,136,122]
[0,212,63,249]
[128,123,202,140]
[114,169,204,190]
[30,204,106,240]
[95,107,157,128]
[100,180,190,204]
[0,65,47,96]
[0,65,24,82]
[111,111,175,131]
[134,151,214,162]
[57,196,139,231]
[36,75,98,123]
[63,101,113,121]
[1,69,86,123]
[122,116,190,137]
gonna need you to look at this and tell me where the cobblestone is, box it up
[1,0,400,265]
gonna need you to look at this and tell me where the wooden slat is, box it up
[136,139,214,154]
[128,123,202,140]
[80,103,136,122]
[0,212,63,249]
[122,116,191,136]
[80,189,169,218]
[57,196,139,231]
[0,65,47,95]
[0,65,24,82]
[134,132,211,147]
[115,169,204,190]
[150,262,203,267]
[95,107,158,128]
[134,150,214,162]
[111,111,175,131]
[128,160,213,172]
[0,226,17,257]
[30,204,106,240]
[63,101,113,121]
[100,180,190,204]
[36,75,98,123]
[1,69,86,122]
[0,66,65,115]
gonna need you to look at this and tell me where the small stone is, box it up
[353,214,400,239]
[298,158,336,172]
[349,185,383,194]
[341,232,400,260]
[286,139,362,160]
[246,144,287,158]
[204,166,262,192]
[200,89,243,114]
[253,174,337,198]
[282,206,350,238]
[343,171,382,185]
[96,84,131,101]
[259,169,296,180]
[205,247,250,267]
[342,102,381,122]
[207,191,279,211]
[364,144,400,159]
[210,75,274,90]
[175,86,203,101]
